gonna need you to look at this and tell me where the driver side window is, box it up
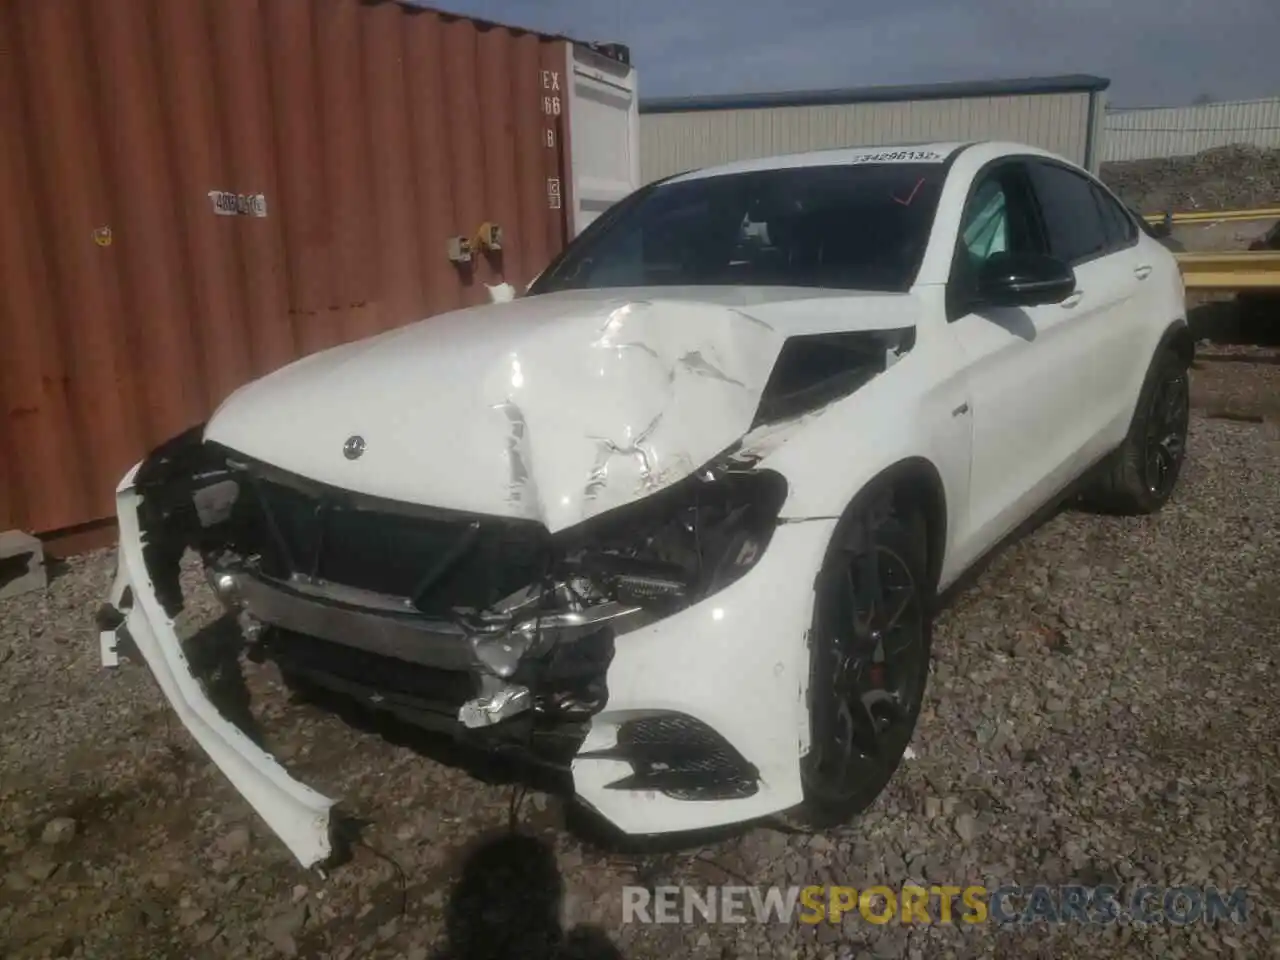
[948,162,1044,318]
[962,178,1009,269]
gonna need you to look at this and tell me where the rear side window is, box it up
[1026,162,1109,265]
[1092,184,1139,250]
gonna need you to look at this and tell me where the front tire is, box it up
[1082,346,1190,515]
[800,506,932,826]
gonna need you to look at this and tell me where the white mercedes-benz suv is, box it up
[100,141,1191,867]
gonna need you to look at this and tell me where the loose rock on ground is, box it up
[1102,144,1280,214]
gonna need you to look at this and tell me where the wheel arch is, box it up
[799,454,943,822]
[825,456,949,596]
[1111,316,1194,436]
[1157,317,1195,370]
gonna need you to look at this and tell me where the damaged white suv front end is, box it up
[98,284,920,868]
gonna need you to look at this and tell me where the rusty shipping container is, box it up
[0,0,640,545]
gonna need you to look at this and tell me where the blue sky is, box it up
[433,0,1279,107]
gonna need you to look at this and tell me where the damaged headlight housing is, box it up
[557,467,788,612]
[464,466,788,683]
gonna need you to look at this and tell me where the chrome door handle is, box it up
[1134,264,1153,280]
[1061,291,1083,309]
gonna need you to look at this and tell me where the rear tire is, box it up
[1082,346,1190,515]
[799,505,932,826]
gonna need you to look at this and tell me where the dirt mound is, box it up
[1101,145,1280,215]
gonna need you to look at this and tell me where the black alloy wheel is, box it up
[1142,364,1189,499]
[1080,345,1192,516]
[801,512,931,822]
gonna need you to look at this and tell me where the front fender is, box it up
[758,351,970,527]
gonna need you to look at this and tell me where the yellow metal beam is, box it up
[1175,250,1280,291]
[1144,206,1280,225]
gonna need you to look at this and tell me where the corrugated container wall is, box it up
[641,76,1110,183]
[0,0,638,541]
[1103,97,1280,162]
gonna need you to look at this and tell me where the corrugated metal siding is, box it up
[641,92,1093,182]
[1103,97,1280,162]
[0,0,577,538]
[1086,90,1108,175]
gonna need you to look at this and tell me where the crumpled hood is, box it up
[204,287,917,532]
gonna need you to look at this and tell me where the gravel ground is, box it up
[2,352,1278,960]
[1101,145,1280,215]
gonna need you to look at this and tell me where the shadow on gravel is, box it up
[281,676,570,793]
[1189,298,1280,346]
[294,685,778,863]
[182,616,267,747]
[285,673,780,857]
[430,832,625,960]
[562,802,777,857]
[1196,351,1280,366]
[936,499,1072,606]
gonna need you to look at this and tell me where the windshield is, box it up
[531,162,948,295]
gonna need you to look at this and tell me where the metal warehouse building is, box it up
[640,74,1110,183]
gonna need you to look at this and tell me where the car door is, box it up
[1091,177,1164,442]
[943,159,1109,569]
[1023,159,1149,458]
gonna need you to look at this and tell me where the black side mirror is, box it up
[977,251,1076,307]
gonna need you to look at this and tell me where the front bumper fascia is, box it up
[105,462,337,868]
[103,459,835,865]
[569,517,834,834]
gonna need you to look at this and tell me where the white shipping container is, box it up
[566,43,641,234]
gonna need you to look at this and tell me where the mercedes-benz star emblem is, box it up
[343,435,366,460]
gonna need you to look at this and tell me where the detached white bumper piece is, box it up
[102,462,336,869]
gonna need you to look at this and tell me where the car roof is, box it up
[663,140,1068,184]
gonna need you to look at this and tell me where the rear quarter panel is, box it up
[1118,234,1189,425]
